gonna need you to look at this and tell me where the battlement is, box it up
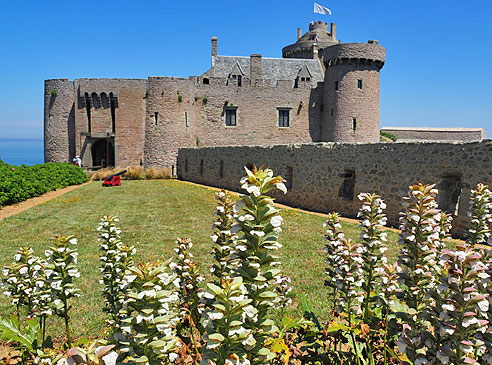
[323,42,386,68]
[309,21,329,32]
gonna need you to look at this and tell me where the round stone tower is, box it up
[282,21,338,60]
[44,79,75,163]
[321,41,385,142]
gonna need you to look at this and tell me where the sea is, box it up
[0,138,44,166]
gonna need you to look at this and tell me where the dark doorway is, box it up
[437,174,462,215]
[91,139,115,169]
[339,170,356,200]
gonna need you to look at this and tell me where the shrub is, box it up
[0,162,88,206]
[144,167,155,179]
[123,166,144,180]
[203,96,208,104]
[88,166,125,181]
[178,94,183,102]
[380,130,397,141]
[50,89,57,97]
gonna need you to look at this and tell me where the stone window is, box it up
[335,81,339,90]
[331,108,334,117]
[437,174,462,215]
[219,160,224,179]
[84,92,92,133]
[225,107,237,127]
[232,75,242,86]
[203,78,210,85]
[285,166,293,190]
[339,170,355,200]
[110,92,116,133]
[352,118,357,133]
[185,112,189,128]
[278,108,290,127]
[200,159,204,176]
[171,165,175,177]
[358,79,363,89]
[185,159,188,172]
[154,112,159,126]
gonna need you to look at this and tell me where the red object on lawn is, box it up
[102,176,121,187]
[102,170,126,187]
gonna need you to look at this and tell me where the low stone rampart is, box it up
[382,127,485,142]
[178,141,492,237]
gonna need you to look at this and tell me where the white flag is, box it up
[314,2,332,15]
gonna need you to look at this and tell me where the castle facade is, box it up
[44,22,385,170]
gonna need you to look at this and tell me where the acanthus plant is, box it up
[468,184,492,363]
[209,189,240,283]
[98,215,135,328]
[201,276,253,365]
[201,166,287,365]
[467,183,492,247]
[395,183,444,363]
[172,237,205,363]
[117,261,181,364]
[44,235,80,348]
[433,245,489,364]
[323,212,346,308]
[1,247,47,324]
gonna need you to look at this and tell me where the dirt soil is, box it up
[0,183,89,222]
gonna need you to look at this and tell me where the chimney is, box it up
[211,37,218,67]
[330,23,336,41]
[297,28,302,40]
[250,54,262,85]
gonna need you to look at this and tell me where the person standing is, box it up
[73,155,82,167]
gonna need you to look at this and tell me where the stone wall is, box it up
[143,76,323,168]
[177,141,492,237]
[44,79,75,163]
[382,127,485,142]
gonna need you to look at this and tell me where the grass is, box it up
[0,180,400,339]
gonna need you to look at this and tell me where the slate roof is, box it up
[203,56,324,84]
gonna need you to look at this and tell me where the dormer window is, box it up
[295,65,312,88]
[228,62,244,87]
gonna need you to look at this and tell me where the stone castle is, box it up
[44,21,386,170]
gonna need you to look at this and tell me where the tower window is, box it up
[185,112,189,127]
[331,108,334,117]
[358,79,363,89]
[352,118,357,133]
[237,75,242,87]
[225,108,237,126]
[335,81,339,90]
[203,78,210,85]
[154,112,158,125]
[200,159,204,176]
[278,109,290,127]
[185,158,188,172]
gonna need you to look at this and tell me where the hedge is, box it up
[0,162,88,207]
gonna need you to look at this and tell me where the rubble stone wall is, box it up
[178,141,492,237]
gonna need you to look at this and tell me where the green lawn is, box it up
[0,180,400,339]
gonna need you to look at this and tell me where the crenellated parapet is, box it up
[323,42,386,69]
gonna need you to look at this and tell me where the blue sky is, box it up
[0,0,491,139]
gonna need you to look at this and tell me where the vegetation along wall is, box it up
[178,140,492,237]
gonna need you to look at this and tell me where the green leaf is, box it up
[208,333,225,342]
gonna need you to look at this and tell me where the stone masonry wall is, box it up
[73,79,147,167]
[178,141,492,237]
[44,79,75,163]
[382,127,485,142]
[143,76,324,167]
